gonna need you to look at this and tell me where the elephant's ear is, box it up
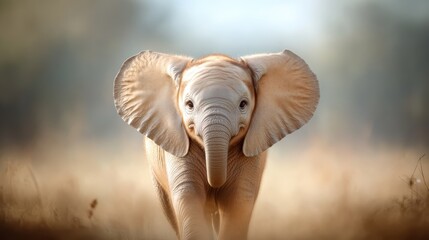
[114,51,192,157]
[241,50,319,157]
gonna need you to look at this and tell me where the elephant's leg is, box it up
[170,191,211,240]
[211,210,220,235]
[166,160,211,239]
[217,152,267,240]
[217,195,255,240]
[152,176,179,236]
[203,206,219,239]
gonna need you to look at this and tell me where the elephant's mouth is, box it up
[190,122,247,149]
[229,124,247,146]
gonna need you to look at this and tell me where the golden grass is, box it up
[0,137,428,239]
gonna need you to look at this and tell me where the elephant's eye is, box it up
[239,100,248,110]
[185,100,194,111]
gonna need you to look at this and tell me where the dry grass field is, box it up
[0,136,428,240]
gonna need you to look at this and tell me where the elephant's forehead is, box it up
[181,62,252,100]
[182,60,252,87]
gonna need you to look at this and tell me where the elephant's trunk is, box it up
[202,122,231,188]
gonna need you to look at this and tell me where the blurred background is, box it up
[1,0,428,239]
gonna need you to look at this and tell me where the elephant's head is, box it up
[114,50,319,188]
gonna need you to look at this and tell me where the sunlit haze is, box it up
[1,0,428,239]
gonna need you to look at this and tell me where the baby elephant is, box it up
[113,50,319,239]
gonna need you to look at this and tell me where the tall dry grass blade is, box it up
[410,154,422,179]
[417,154,428,192]
[24,162,47,226]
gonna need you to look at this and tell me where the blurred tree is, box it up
[0,0,427,151]
[323,1,429,148]
[0,0,156,148]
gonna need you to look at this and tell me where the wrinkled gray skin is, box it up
[114,50,319,239]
